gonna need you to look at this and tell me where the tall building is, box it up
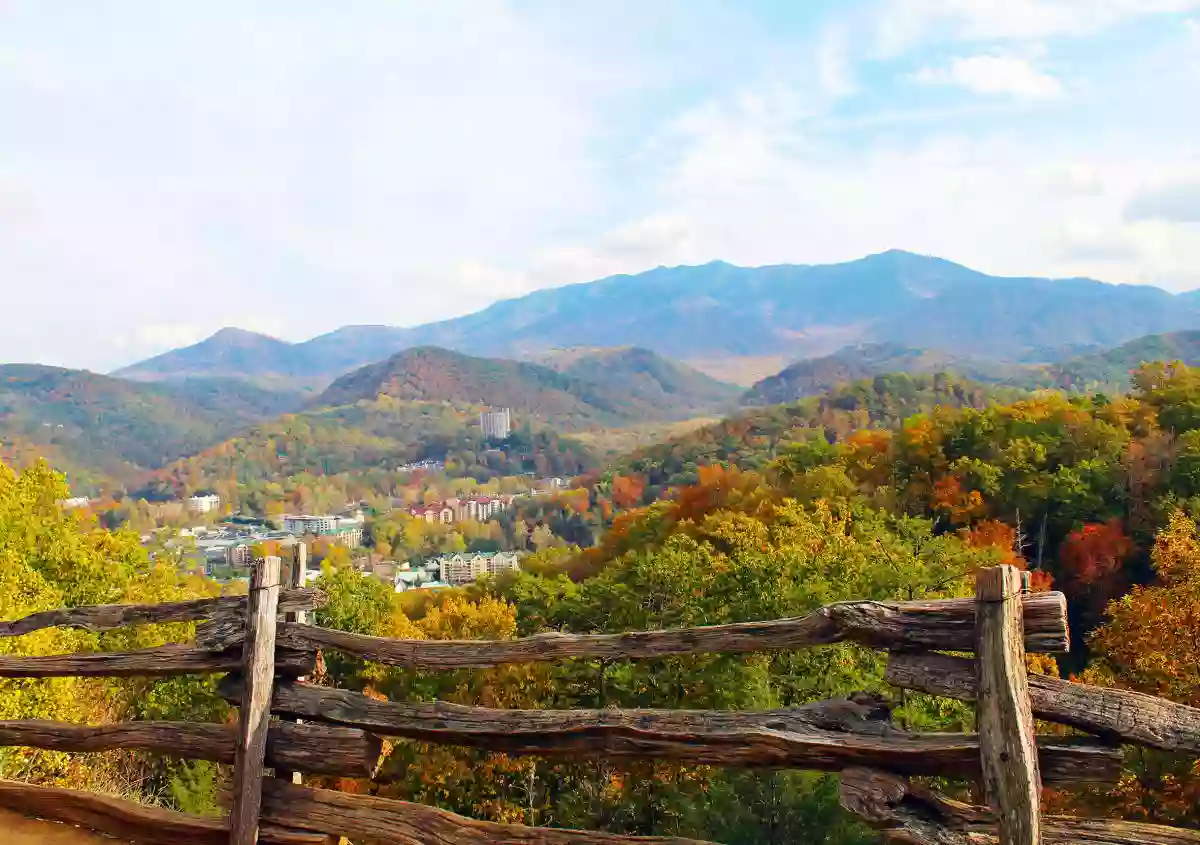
[187,494,222,514]
[479,407,512,440]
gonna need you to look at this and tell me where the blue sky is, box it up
[2,0,1199,370]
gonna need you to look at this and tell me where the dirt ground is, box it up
[0,808,126,845]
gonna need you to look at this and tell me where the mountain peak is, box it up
[207,327,285,346]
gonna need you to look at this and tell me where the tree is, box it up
[1074,510,1200,826]
[0,459,226,811]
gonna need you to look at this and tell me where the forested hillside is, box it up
[741,343,1036,405]
[621,373,1028,490]
[139,396,597,509]
[317,346,735,425]
[0,364,305,491]
[1050,330,1200,391]
[538,347,742,417]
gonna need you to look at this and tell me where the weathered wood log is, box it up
[283,542,309,787]
[247,592,1069,669]
[839,767,1200,844]
[230,555,282,845]
[975,566,1041,845]
[0,780,331,845]
[0,643,315,678]
[0,588,324,638]
[254,680,1118,783]
[886,651,1200,754]
[261,778,718,845]
[0,719,381,778]
[265,720,383,779]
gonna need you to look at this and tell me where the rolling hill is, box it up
[740,343,1037,405]
[1050,331,1200,391]
[536,347,742,416]
[114,251,1200,386]
[618,372,1031,489]
[0,365,307,490]
[315,346,737,427]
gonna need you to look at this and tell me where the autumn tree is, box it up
[1077,510,1200,825]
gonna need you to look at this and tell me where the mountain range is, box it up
[113,250,1200,387]
[740,331,1200,405]
[2,347,739,491]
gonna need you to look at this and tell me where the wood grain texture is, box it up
[261,778,718,845]
[260,681,1118,783]
[230,556,282,845]
[258,592,1069,669]
[283,542,309,787]
[0,719,381,778]
[0,780,333,845]
[0,589,324,639]
[0,643,315,678]
[0,779,227,845]
[886,651,1200,754]
[839,767,1200,844]
[975,566,1041,845]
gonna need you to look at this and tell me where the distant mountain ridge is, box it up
[114,251,1200,386]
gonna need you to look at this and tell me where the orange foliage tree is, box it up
[1070,510,1200,826]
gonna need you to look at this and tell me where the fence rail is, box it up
[0,549,1196,844]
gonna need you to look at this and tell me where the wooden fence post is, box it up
[976,565,1042,845]
[229,556,281,845]
[285,543,307,786]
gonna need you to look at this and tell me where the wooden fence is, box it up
[1,547,1199,845]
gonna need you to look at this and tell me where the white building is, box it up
[282,514,364,547]
[479,408,512,440]
[435,551,524,586]
[187,494,222,514]
[60,496,90,510]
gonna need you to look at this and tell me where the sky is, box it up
[2,1,1199,372]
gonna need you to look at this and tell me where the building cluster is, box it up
[479,407,512,440]
[178,525,297,574]
[151,509,364,579]
[396,459,445,473]
[407,495,513,524]
[282,512,365,547]
[435,550,523,585]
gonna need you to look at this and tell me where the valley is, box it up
[8,251,1200,844]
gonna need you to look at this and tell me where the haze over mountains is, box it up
[114,250,1200,388]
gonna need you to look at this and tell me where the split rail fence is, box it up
[2,547,1199,844]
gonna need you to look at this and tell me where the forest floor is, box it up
[0,808,126,844]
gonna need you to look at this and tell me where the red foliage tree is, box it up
[1059,518,1131,606]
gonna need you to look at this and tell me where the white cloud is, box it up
[4,1,1200,372]
[1126,175,1200,222]
[877,0,1200,53]
[914,54,1064,98]
[440,214,703,303]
